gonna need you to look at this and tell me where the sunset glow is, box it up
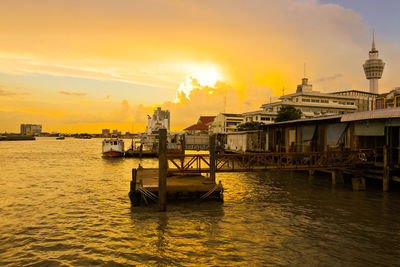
[0,0,399,133]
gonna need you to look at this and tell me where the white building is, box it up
[330,90,378,112]
[20,124,42,135]
[145,107,170,134]
[363,33,385,94]
[209,113,244,134]
[242,110,276,124]
[260,77,358,119]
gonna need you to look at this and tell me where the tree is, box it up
[237,121,264,131]
[275,105,302,122]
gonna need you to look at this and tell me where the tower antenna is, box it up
[372,28,376,50]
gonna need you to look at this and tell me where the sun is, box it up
[193,65,222,87]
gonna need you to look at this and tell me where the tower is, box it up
[363,32,385,94]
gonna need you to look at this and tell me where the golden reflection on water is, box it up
[1,138,400,266]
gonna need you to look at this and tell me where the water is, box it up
[1,138,400,266]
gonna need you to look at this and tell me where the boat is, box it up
[102,138,124,157]
[56,136,65,140]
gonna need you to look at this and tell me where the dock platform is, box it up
[129,168,223,206]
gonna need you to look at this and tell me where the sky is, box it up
[0,0,399,133]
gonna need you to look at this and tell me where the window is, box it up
[255,116,258,120]
[302,99,310,102]
[338,101,345,105]
[114,141,118,145]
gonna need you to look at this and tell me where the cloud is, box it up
[0,89,17,96]
[314,74,343,83]
[0,0,399,133]
[59,90,87,96]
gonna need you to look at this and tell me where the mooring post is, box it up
[332,170,344,185]
[209,134,216,182]
[159,128,167,211]
[181,134,186,169]
[129,168,137,203]
[383,145,390,192]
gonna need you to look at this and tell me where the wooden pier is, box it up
[128,133,369,208]
[128,168,223,206]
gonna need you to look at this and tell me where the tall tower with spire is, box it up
[363,31,385,94]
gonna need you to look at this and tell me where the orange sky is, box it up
[0,0,399,133]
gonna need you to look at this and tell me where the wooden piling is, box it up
[332,170,344,184]
[383,145,390,192]
[209,135,216,182]
[352,177,366,191]
[129,168,137,203]
[159,128,167,211]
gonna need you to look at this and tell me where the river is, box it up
[0,137,399,266]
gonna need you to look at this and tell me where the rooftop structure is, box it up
[184,116,216,135]
[363,32,385,94]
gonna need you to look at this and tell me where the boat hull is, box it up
[102,150,124,157]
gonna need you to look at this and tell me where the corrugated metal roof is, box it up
[341,107,400,122]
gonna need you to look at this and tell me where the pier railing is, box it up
[167,151,368,173]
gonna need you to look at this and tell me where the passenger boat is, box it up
[102,138,124,157]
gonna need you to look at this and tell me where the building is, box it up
[145,107,170,134]
[184,116,215,135]
[363,33,385,94]
[102,129,110,136]
[20,124,42,135]
[112,129,122,136]
[375,87,400,109]
[260,77,358,119]
[209,113,244,134]
[242,110,276,124]
[330,90,378,112]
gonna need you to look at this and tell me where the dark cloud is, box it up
[59,90,87,96]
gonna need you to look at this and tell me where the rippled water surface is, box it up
[1,137,400,266]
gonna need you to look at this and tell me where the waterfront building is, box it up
[209,113,244,134]
[242,110,276,124]
[20,124,42,135]
[112,129,122,136]
[145,107,170,134]
[102,129,110,136]
[184,116,215,135]
[375,87,400,109]
[260,77,358,119]
[363,33,385,94]
[330,90,378,112]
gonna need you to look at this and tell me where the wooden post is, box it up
[332,170,344,184]
[129,168,137,204]
[209,134,216,182]
[352,177,366,191]
[383,145,390,192]
[181,134,186,169]
[159,129,167,211]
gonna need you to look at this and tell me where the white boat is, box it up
[102,138,124,157]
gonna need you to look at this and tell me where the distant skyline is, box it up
[0,0,399,133]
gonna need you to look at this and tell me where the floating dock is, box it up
[129,168,223,206]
